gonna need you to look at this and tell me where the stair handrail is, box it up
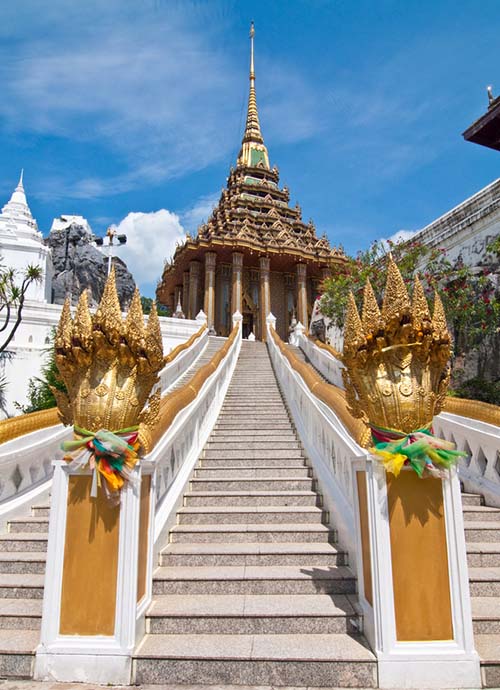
[298,331,500,507]
[267,314,480,688]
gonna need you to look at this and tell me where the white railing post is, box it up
[232,310,243,335]
[195,309,207,327]
[266,312,276,332]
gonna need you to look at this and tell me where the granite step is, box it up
[194,467,311,479]
[472,597,500,634]
[30,505,50,518]
[475,634,500,687]
[169,523,332,544]
[0,535,48,552]
[200,457,306,468]
[468,567,500,596]
[146,593,359,635]
[464,522,500,543]
[0,598,42,630]
[203,449,304,460]
[7,519,49,534]
[152,565,356,596]
[183,490,320,507]
[134,632,377,687]
[461,492,483,506]
[0,552,46,575]
[176,506,325,525]
[210,431,298,440]
[205,440,302,450]
[0,629,39,678]
[467,543,500,567]
[189,477,315,492]
[160,542,346,567]
[0,573,45,599]
[462,506,500,522]
[215,422,293,430]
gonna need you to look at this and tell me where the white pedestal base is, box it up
[35,651,132,685]
[378,654,481,689]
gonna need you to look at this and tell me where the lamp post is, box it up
[92,227,127,276]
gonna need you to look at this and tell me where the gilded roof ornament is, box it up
[53,270,164,441]
[340,260,453,444]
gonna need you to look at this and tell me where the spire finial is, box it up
[237,22,270,169]
[250,21,255,79]
[17,169,24,190]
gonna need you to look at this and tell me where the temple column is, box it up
[168,292,175,313]
[259,256,271,341]
[182,271,190,314]
[188,261,201,319]
[204,252,217,330]
[296,262,308,328]
[231,252,243,316]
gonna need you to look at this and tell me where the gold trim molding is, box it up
[0,408,60,445]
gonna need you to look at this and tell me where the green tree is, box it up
[0,260,43,353]
[140,296,170,317]
[14,331,66,414]
[319,237,500,402]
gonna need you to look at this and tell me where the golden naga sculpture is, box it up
[341,256,464,477]
[53,268,164,501]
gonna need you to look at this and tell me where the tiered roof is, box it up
[159,24,343,295]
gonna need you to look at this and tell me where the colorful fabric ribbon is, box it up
[370,423,467,478]
[62,426,140,504]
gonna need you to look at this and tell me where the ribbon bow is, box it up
[62,426,140,504]
[370,424,467,478]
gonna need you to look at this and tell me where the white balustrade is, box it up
[267,321,480,689]
[433,411,500,508]
[157,327,208,394]
[296,330,345,389]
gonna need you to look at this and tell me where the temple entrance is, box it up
[242,312,254,339]
[242,291,258,339]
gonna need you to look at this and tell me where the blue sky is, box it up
[0,0,498,297]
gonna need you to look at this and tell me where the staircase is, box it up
[134,340,377,687]
[463,492,500,687]
[0,336,228,680]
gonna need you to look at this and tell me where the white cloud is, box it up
[112,210,186,291]
[377,229,418,253]
[180,192,220,233]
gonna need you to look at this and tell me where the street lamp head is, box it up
[117,234,127,245]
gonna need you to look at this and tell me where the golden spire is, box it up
[237,22,270,169]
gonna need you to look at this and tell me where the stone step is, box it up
[205,441,302,451]
[468,567,500,596]
[189,477,315,493]
[0,598,42,629]
[461,492,483,506]
[0,535,48,552]
[219,411,290,418]
[160,542,345,567]
[0,629,39,678]
[209,431,298,441]
[203,449,304,460]
[215,422,293,430]
[176,506,325,525]
[7,518,49,534]
[183,490,320,507]
[169,523,332,544]
[475,634,500,688]
[194,467,311,479]
[462,506,500,522]
[467,543,500,567]
[134,632,377,687]
[200,457,306,468]
[222,405,286,412]
[0,573,45,599]
[31,505,50,518]
[146,593,358,635]
[0,552,46,575]
[464,522,500,543]
[224,396,284,402]
[152,565,356,596]
[472,597,500,634]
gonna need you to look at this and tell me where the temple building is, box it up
[0,171,52,302]
[157,25,345,340]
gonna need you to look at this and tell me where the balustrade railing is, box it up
[268,317,479,689]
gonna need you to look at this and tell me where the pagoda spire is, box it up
[237,23,270,169]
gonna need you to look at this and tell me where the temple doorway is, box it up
[242,291,257,339]
[242,312,254,339]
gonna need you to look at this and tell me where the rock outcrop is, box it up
[46,223,135,308]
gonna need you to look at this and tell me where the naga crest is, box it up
[341,257,452,437]
[53,268,163,444]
